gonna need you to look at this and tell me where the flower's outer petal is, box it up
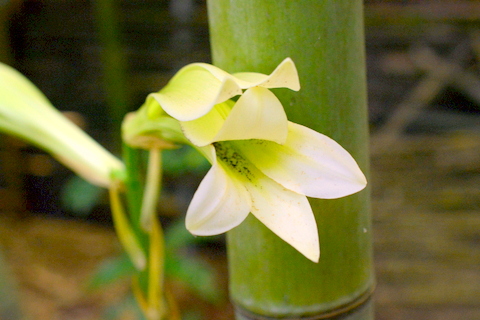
[180,100,233,147]
[122,105,188,150]
[212,87,288,144]
[244,170,319,262]
[186,161,252,236]
[194,63,234,82]
[233,58,300,91]
[151,64,242,121]
[237,122,367,199]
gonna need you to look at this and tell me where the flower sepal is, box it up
[122,96,188,150]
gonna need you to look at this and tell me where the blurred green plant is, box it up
[0,252,23,320]
[162,146,210,177]
[89,220,222,304]
[88,220,223,320]
[61,176,104,217]
[60,146,208,218]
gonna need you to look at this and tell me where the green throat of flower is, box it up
[213,141,257,183]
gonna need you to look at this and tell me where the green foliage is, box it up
[162,146,210,177]
[164,221,223,304]
[103,294,147,320]
[89,220,223,306]
[61,176,104,216]
[88,253,136,291]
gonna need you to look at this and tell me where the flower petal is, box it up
[180,100,233,147]
[232,58,301,91]
[236,122,367,199]
[148,58,299,122]
[186,161,252,236]
[212,87,288,144]
[243,169,320,262]
[151,64,242,121]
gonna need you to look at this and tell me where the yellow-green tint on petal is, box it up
[193,62,234,82]
[212,87,288,144]
[180,100,233,147]
[216,141,319,262]
[235,122,367,199]
[0,63,124,187]
[181,88,288,146]
[187,140,319,262]
[232,58,300,91]
[123,97,188,149]
[144,94,167,120]
[151,64,242,121]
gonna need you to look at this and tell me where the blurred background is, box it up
[0,0,479,319]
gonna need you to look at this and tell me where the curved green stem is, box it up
[109,184,146,271]
[147,218,166,319]
[141,148,162,231]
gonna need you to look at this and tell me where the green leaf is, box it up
[61,176,104,216]
[87,253,136,291]
[166,254,223,305]
[162,146,209,176]
[164,221,223,304]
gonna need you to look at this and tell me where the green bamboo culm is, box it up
[207,1,374,319]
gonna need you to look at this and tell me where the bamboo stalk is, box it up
[207,1,374,319]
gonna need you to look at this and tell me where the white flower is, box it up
[147,58,367,262]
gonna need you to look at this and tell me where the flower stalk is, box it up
[141,149,162,231]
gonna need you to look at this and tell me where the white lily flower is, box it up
[148,57,300,121]
[147,58,366,262]
[0,62,124,187]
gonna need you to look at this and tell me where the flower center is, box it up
[213,141,255,182]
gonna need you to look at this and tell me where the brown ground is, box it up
[0,130,479,320]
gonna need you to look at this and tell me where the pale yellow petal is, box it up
[236,122,367,199]
[180,100,233,146]
[151,64,242,121]
[186,162,252,235]
[243,167,320,262]
[232,58,300,91]
[212,87,288,144]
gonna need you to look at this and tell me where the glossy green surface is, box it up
[207,1,374,318]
